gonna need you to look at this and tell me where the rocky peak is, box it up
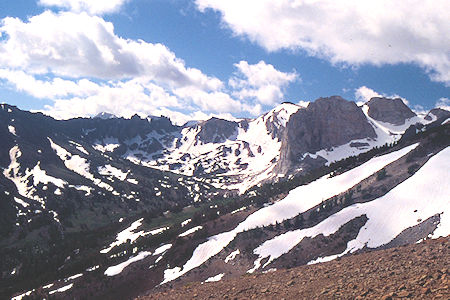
[195,117,239,144]
[263,102,302,139]
[94,112,117,119]
[366,97,416,125]
[424,108,450,121]
[277,96,376,172]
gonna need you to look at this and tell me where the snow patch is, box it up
[49,283,74,295]
[179,226,203,237]
[181,218,192,227]
[14,197,29,208]
[225,249,240,263]
[204,273,225,283]
[250,146,450,271]
[153,244,172,256]
[100,218,146,254]
[104,251,151,276]
[93,137,120,153]
[98,164,128,181]
[8,125,17,136]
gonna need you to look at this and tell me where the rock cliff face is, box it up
[366,97,416,125]
[194,118,240,144]
[277,96,376,172]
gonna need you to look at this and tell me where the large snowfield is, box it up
[250,146,450,272]
[162,143,420,283]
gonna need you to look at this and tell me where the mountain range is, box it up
[1,96,449,299]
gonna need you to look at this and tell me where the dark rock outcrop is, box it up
[366,97,416,125]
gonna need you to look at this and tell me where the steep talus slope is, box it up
[145,237,449,300]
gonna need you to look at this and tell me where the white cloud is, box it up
[354,86,382,103]
[38,0,129,15]
[354,86,409,106]
[0,69,100,99]
[174,86,243,113]
[41,79,181,119]
[229,60,297,105]
[436,97,450,111]
[0,11,245,122]
[0,11,299,123]
[0,11,221,91]
[196,0,450,85]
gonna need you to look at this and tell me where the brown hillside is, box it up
[140,237,449,299]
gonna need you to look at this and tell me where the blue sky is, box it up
[0,0,449,123]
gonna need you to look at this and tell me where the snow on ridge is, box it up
[179,226,203,237]
[268,103,301,127]
[147,226,169,235]
[161,143,418,284]
[71,185,93,196]
[48,283,74,295]
[104,251,152,276]
[249,146,450,272]
[181,218,192,227]
[64,273,83,282]
[123,103,297,192]
[98,164,129,181]
[14,197,29,208]
[49,138,93,180]
[100,218,146,254]
[49,138,116,193]
[100,219,168,254]
[301,105,426,166]
[11,289,35,300]
[3,145,67,207]
[153,244,172,256]
[93,137,120,153]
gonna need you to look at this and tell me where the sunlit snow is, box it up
[161,144,418,283]
[249,146,450,272]
[179,226,203,237]
[104,251,151,276]
[204,273,225,283]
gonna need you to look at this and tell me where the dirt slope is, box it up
[140,237,449,299]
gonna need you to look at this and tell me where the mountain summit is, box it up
[366,97,416,125]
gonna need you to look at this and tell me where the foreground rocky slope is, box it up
[144,237,449,300]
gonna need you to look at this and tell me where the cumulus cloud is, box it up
[38,0,129,15]
[0,11,221,91]
[0,11,299,123]
[196,0,450,85]
[229,60,297,105]
[354,86,382,103]
[0,11,242,122]
[0,69,100,99]
[436,97,450,111]
[354,86,410,106]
